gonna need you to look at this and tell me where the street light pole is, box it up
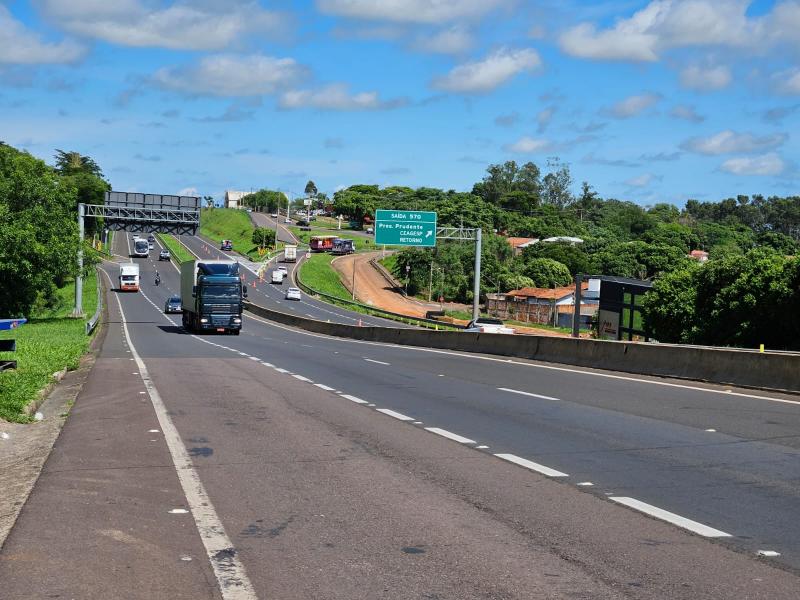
[471,228,482,323]
[405,264,410,296]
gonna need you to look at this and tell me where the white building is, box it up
[224,190,251,209]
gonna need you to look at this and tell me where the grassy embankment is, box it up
[288,226,376,252]
[200,208,272,260]
[298,253,352,301]
[157,233,194,264]
[0,270,99,423]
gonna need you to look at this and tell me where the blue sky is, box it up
[1,0,798,205]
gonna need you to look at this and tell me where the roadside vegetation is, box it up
[298,254,352,301]
[199,207,264,260]
[287,225,376,252]
[157,234,193,264]
[0,270,98,423]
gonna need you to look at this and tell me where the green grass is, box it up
[200,208,264,260]
[104,231,114,256]
[288,226,378,252]
[157,234,194,264]
[0,270,98,423]
[378,254,398,276]
[298,253,352,301]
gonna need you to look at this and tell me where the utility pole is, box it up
[471,228,482,322]
[352,259,357,301]
[72,203,85,317]
[428,261,433,302]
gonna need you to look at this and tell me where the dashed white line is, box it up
[248,356,260,361]
[494,453,569,478]
[498,387,560,401]
[314,383,336,391]
[260,361,275,367]
[757,550,781,557]
[424,427,476,444]
[292,374,312,382]
[375,408,415,421]
[608,497,732,538]
[274,368,291,374]
[364,358,390,366]
[340,394,368,404]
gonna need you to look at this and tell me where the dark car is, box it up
[221,239,233,251]
[147,234,155,242]
[164,295,182,314]
[158,249,171,261]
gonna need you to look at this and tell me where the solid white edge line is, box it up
[242,313,799,406]
[102,269,256,599]
[424,427,476,444]
[375,408,415,421]
[609,496,732,538]
[340,394,368,404]
[498,387,560,401]
[494,453,568,478]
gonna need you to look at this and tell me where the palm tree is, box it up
[204,196,214,209]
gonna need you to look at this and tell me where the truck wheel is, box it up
[232,330,240,336]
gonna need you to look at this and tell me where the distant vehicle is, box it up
[180,260,246,335]
[271,270,285,284]
[283,244,297,263]
[284,218,292,223]
[276,266,288,275]
[464,317,514,335]
[285,287,301,301]
[132,237,149,258]
[118,263,140,292]
[159,249,171,261]
[366,226,374,235]
[164,295,182,313]
[297,219,309,227]
[148,241,154,250]
[270,213,278,218]
[221,240,233,251]
[309,235,337,252]
[331,238,355,255]
[309,216,317,221]
[147,234,155,242]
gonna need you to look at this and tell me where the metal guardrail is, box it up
[294,255,465,330]
[0,339,16,371]
[85,267,102,335]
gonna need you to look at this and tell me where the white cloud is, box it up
[316,0,505,24]
[152,54,307,97]
[0,6,85,64]
[681,130,787,155]
[37,0,287,50]
[412,25,473,54]
[504,136,550,153]
[625,173,658,187]
[177,186,198,196]
[432,48,541,93]
[679,64,732,91]
[537,106,556,133]
[558,0,776,62]
[773,67,800,95]
[720,152,785,176]
[602,93,661,118]
[279,83,408,110]
[670,104,705,123]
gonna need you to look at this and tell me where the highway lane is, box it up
[132,236,800,573]
[177,233,412,328]
[81,236,800,597]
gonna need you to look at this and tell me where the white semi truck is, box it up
[283,244,297,263]
[118,263,140,292]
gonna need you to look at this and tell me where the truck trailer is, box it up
[180,260,247,335]
[283,244,297,262]
[118,263,140,292]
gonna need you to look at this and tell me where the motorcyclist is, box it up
[155,270,161,286]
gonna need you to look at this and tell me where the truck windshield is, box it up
[134,241,148,250]
[201,284,241,301]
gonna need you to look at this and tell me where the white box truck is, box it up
[283,244,297,262]
[118,263,140,292]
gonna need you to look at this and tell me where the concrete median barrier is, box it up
[244,301,800,393]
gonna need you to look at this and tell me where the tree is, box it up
[304,180,318,197]
[541,158,573,209]
[641,263,700,343]
[204,196,214,209]
[252,227,276,249]
[54,149,104,178]
[519,258,571,288]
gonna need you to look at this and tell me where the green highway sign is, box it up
[374,210,437,247]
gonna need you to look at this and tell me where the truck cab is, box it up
[180,261,246,335]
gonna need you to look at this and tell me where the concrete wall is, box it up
[245,302,800,393]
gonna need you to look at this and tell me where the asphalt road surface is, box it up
[2,231,800,599]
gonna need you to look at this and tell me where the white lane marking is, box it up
[248,356,260,361]
[577,482,594,486]
[260,361,275,367]
[413,421,423,425]
[102,270,257,599]
[364,358,390,366]
[274,368,290,374]
[314,383,336,391]
[292,374,312,382]
[244,313,798,405]
[424,427,476,444]
[498,387,560,401]
[168,508,189,514]
[757,550,781,557]
[609,497,732,538]
[340,394,368,404]
[494,453,568,478]
[376,408,414,421]
[148,429,160,433]
[476,445,489,449]
[705,428,717,432]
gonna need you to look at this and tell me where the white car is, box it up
[270,213,278,218]
[276,266,288,275]
[271,270,285,284]
[285,287,301,301]
[284,218,292,223]
[464,317,514,334]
